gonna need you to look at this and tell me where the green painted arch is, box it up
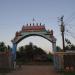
[14,33,55,45]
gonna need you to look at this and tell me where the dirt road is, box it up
[7,65,60,75]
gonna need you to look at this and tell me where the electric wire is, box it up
[64,11,75,24]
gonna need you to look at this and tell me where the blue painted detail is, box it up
[12,43,17,61]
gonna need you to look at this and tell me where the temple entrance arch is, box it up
[11,23,56,68]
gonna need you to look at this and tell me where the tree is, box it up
[56,46,61,52]
[0,42,7,52]
[17,42,34,62]
[25,42,34,61]
[19,46,24,53]
[65,38,75,50]
[17,42,50,63]
[47,52,53,62]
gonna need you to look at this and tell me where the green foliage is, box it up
[65,38,75,50]
[16,42,53,63]
[63,71,75,75]
[56,46,61,52]
[0,42,7,52]
[47,52,53,62]
[0,42,11,52]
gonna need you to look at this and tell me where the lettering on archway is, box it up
[12,23,56,62]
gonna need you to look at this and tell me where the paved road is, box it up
[7,65,60,75]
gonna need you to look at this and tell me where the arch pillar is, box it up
[12,43,17,69]
[52,42,57,70]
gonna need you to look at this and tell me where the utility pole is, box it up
[60,16,65,51]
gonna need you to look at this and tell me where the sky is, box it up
[0,0,75,53]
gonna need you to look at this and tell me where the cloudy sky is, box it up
[0,0,75,53]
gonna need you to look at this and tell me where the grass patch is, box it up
[61,71,75,75]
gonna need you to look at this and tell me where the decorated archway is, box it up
[11,23,56,68]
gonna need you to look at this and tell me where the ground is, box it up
[6,65,60,75]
